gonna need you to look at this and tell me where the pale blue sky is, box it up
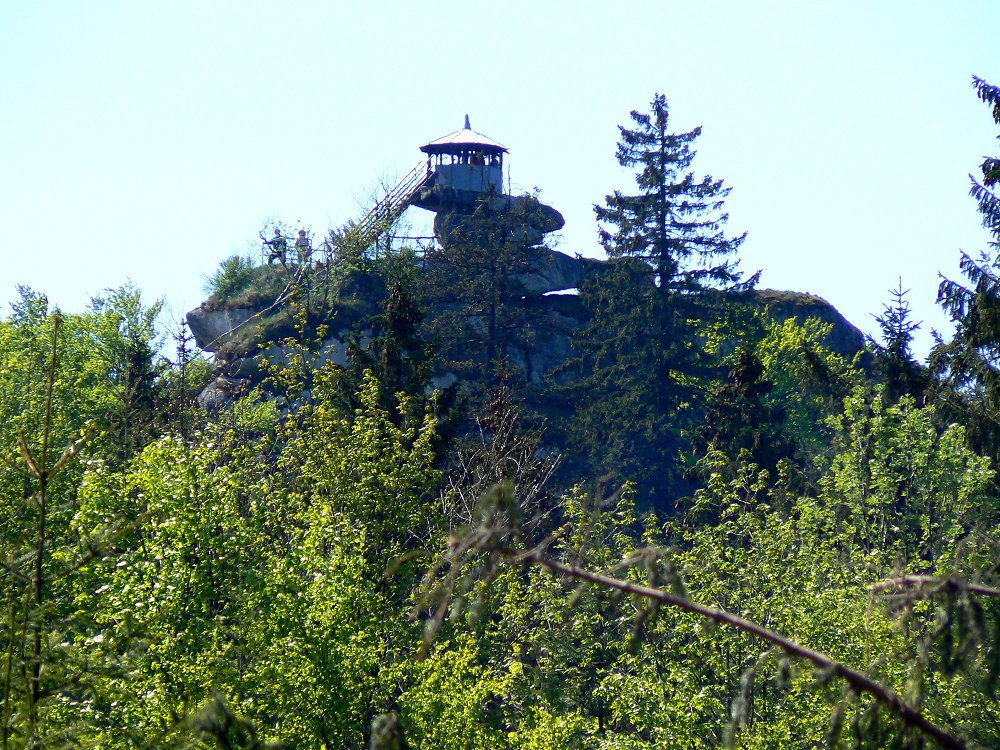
[2,1,998,357]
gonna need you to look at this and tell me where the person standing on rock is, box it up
[295,230,311,265]
[265,229,287,264]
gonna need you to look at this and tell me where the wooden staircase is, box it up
[347,160,432,249]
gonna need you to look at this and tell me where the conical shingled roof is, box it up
[420,115,508,155]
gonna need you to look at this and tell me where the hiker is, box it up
[265,229,287,264]
[295,230,311,265]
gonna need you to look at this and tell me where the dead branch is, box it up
[869,575,1000,599]
[500,547,967,750]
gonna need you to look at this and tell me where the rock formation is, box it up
[187,196,868,406]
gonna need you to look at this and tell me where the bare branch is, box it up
[500,546,967,750]
[869,575,1000,599]
[48,433,88,478]
[17,436,40,479]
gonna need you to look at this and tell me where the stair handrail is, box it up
[350,159,431,245]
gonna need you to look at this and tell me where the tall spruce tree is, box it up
[571,94,755,511]
[870,279,926,404]
[931,77,1000,453]
[595,93,752,294]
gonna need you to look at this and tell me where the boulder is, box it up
[753,289,867,360]
[514,249,608,296]
[433,195,565,249]
[197,375,250,410]
[187,306,260,352]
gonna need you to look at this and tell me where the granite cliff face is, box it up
[188,195,867,405]
[751,289,867,358]
[187,243,867,408]
[186,244,589,406]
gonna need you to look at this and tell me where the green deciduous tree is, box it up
[0,308,139,749]
[436,385,998,749]
[88,284,165,463]
[823,387,994,569]
[72,364,440,748]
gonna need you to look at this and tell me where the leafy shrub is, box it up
[205,254,259,301]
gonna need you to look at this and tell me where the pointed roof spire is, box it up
[420,116,508,155]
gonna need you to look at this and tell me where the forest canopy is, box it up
[2,80,1000,749]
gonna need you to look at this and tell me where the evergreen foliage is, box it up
[4,81,1000,749]
[931,76,1000,453]
[688,347,794,490]
[332,275,444,425]
[595,93,752,294]
[420,198,544,387]
[570,94,757,510]
[870,279,926,404]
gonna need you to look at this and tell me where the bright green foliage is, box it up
[158,321,214,443]
[418,387,996,749]
[823,388,993,569]
[256,370,440,745]
[408,486,641,749]
[0,285,164,469]
[401,636,513,750]
[756,316,863,463]
[73,433,267,743]
[397,360,999,748]
[88,285,165,463]
[0,287,166,749]
[507,489,639,735]
[652,391,994,746]
[1,290,998,748]
[69,368,440,747]
[672,483,911,746]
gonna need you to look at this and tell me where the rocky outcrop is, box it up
[753,289,867,360]
[515,249,605,296]
[194,329,365,409]
[508,293,588,385]
[188,274,870,406]
[188,188,868,404]
[433,195,566,250]
[186,306,260,351]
